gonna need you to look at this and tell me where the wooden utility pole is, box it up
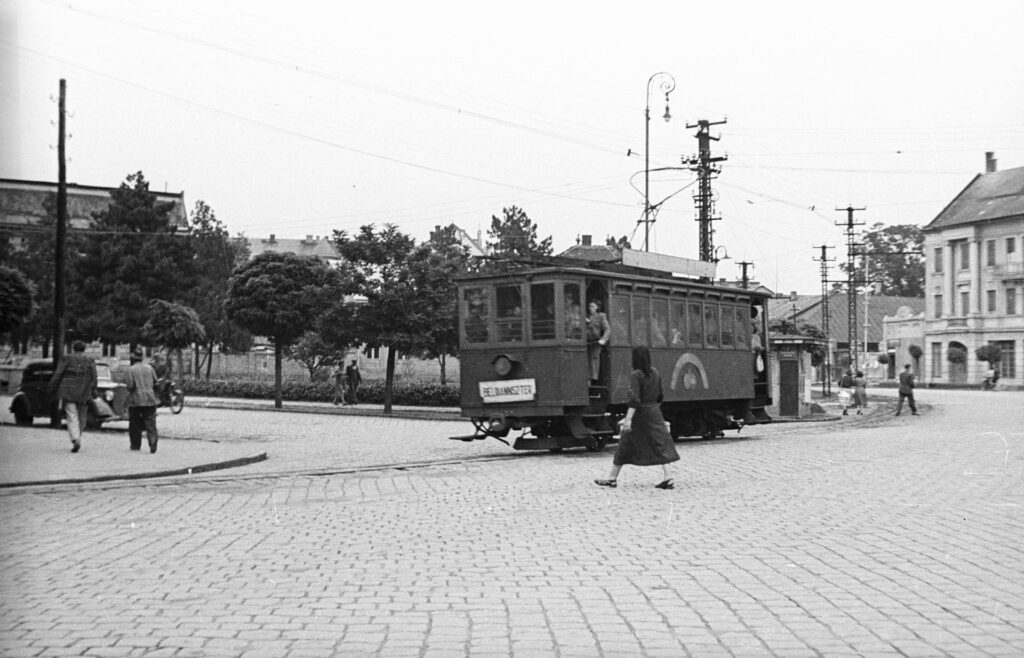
[54,78,67,365]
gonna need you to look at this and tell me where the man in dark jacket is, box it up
[896,363,919,416]
[345,360,362,405]
[48,340,97,453]
[126,347,160,452]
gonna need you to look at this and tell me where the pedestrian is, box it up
[47,340,97,453]
[585,300,610,382]
[595,346,679,490]
[852,370,867,415]
[126,347,160,452]
[332,364,347,405]
[345,359,362,404]
[840,367,857,415]
[896,363,919,416]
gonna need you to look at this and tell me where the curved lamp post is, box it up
[643,72,675,252]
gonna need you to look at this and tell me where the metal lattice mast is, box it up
[814,244,835,395]
[683,119,727,262]
[836,206,865,370]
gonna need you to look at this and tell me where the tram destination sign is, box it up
[479,378,537,403]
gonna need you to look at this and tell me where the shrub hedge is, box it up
[182,378,459,407]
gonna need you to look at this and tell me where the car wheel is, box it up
[13,403,33,425]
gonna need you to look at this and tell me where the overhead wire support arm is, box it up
[684,118,728,262]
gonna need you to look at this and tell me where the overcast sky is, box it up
[3,0,1023,294]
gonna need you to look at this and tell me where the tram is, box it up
[450,249,772,451]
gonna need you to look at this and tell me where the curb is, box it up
[0,452,269,489]
[190,399,462,422]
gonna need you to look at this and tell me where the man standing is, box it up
[126,347,160,452]
[585,300,610,383]
[48,340,97,453]
[345,359,362,405]
[332,364,347,406]
[896,363,919,416]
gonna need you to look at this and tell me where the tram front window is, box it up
[463,287,490,344]
[531,283,556,340]
[495,285,524,342]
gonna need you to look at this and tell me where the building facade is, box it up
[922,155,1024,386]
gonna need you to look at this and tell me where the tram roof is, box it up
[457,255,770,299]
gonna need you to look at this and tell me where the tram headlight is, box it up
[493,355,513,376]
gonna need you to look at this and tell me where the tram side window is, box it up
[632,296,651,346]
[704,302,720,348]
[495,285,523,342]
[670,301,686,345]
[463,287,490,343]
[531,282,556,340]
[564,283,584,340]
[651,298,668,347]
[610,294,630,346]
[720,306,734,348]
[687,302,703,347]
[734,306,750,350]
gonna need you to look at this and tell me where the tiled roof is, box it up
[767,292,924,344]
[924,165,1024,231]
[246,236,340,261]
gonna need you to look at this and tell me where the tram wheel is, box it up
[585,436,606,452]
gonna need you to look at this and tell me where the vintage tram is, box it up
[451,250,772,450]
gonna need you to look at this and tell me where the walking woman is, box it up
[595,346,679,489]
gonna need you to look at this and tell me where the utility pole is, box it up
[737,260,753,289]
[683,119,727,262]
[813,244,835,397]
[836,206,865,372]
[54,78,67,366]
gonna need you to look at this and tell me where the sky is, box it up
[2,0,1023,294]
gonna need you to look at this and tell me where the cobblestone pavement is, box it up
[1,389,1022,656]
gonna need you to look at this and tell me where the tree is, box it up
[976,344,1001,366]
[226,252,345,408]
[333,224,440,413]
[908,344,923,372]
[416,225,473,384]
[0,265,35,336]
[141,300,206,377]
[185,200,252,379]
[73,172,196,346]
[486,206,552,258]
[947,345,967,364]
[286,330,347,381]
[768,319,827,367]
[840,223,924,297]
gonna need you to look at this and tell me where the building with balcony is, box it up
[922,154,1024,385]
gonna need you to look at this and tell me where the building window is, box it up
[987,289,996,313]
[363,346,380,359]
[1008,237,1017,257]
[959,242,970,270]
[933,294,943,319]
[931,343,942,378]
[960,291,970,316]
[986,240,996,267]
[933,247,943,273]
[1008,288,1018,316]
[995,340,1016,378]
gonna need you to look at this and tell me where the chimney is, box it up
[269,234,275,243]
[985,152,997,173]
[581,234,592,246]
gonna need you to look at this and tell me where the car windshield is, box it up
[96,363,112,380]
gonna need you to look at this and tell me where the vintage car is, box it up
[8,359,130,428]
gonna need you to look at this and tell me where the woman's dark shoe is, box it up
[655,479,675,490]
[594,479,617,488]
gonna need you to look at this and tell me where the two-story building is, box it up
[922,154,1024,385]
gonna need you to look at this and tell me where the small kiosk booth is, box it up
[768,333,826,418]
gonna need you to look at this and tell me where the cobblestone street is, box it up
[1,389,1022,656]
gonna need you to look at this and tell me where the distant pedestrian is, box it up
[896,363,918,416]
[838,368,854,415]
[345,360,362,404]
[332,364,347,405]
[126,347,160,452]
[595,346,679,490]
[852,370,867,415]
[47,340,97,453]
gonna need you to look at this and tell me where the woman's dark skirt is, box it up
[613,405,680,466]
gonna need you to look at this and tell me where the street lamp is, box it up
[643,72,675,252]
